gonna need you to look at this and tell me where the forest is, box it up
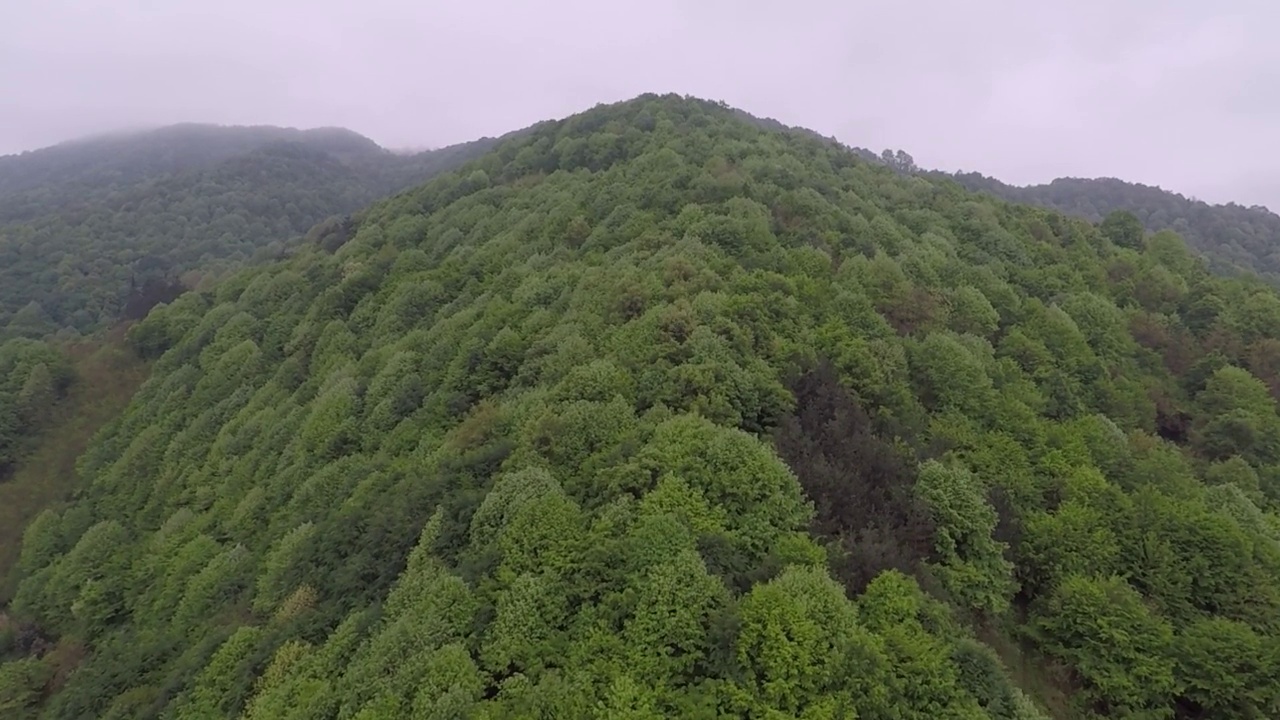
[0,124,503,340]
[4,93,1280,718]
[943,171,1280,285]
[0,338,74,477]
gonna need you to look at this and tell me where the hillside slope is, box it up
[0,126,502,339]
[0,338,74,476]
[0,330,150,599]
[5,94,1280,719]
[942,171,1280,283]
[0,124,381,223]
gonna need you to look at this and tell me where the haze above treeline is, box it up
[3,0,1277,210]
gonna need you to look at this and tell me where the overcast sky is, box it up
[2,0,1277,208]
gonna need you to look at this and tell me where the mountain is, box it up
[5,93,1280,718]
[0,124,504,340]
[0,123,503,510]
[0,124,383,221]
[939,171,1280,284]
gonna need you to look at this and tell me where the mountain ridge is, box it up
[933,169,1280,283]
[15,114,1280,295]
[4,92,1280,718]
[0,124,507,338]
[0,124,389,221]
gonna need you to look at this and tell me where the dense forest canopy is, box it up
[0,125,504,340]
[941,171,1280,285]
[0,124,382,223]
[3,93,1280,719]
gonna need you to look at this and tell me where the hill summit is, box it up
[0,124,384,205]
[0,123,502,339]
[941,170,1280,285]
[4,93,1280,719]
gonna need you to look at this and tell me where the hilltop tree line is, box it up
[0,125,501,482]
[2,94,1280,719]
[0,127,502,341]
[944,172,1280,286]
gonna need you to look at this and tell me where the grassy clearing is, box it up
[0,328,149,601]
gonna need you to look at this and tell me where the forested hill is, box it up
[8,93,1280,718]
[0,125,502,339]
[0,124,380,222]
[941,171,1280,283]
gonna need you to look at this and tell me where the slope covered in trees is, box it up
[0,125,503,339]
[5,94,1280,719]
[943,171,1280,284]
[0,338,74,477]
[0,331,150,593]
[0,124,390,224]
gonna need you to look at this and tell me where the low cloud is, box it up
[2,0,1276,207]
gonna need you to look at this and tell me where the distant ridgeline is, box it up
[734,126,1280,291]
[790,145,1280,289]
[7,112,1279,343]
[930,169,1280,286]
[4,93,1280,719]
[0,124,505,340]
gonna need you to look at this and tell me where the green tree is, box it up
[915,460,1015,615]
[0,658,53,720]
[16,362,55,427]
[1100,209,1145,250]
[1033,574,1176,716]
[1175,617,1279,718]
[1193,365,1280,463]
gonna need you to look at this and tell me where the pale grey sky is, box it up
[2,0,1278,207]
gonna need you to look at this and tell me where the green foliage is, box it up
[0,656,53,719]
[915,460,1015,615]
[0,337,73,474]
[1100,209,1146,250]
[946,171,1280,283]
[1193,365,1280,463]
[1174,617,1280,718]
[1033,575,1177,716]
[0,124,503,338]
[7,93,1280,719]
[733,565,888,717]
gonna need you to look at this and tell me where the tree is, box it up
[0,658,53,720]
[734,565,888,717]
[1100,210,1145,250]
[915,460,1015,616]
[17,362,55,427]
[622,548,728,684]
[881,148,918,174]
[1033,575,1176,716]
[1175,617,1279,717]
[1193,365,1280,463]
